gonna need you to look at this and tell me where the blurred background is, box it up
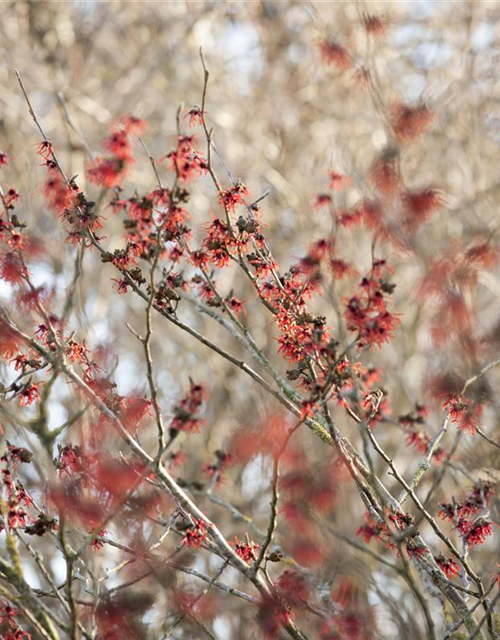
[1,1,500,638]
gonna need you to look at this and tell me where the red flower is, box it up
[230,535,260,563]
[171,381,207,433]
[356,512,389,545]
[18,383,40,407]
[391,103,433,143]
[364,15,387,37]
[7,231,26,251]
[312,193,332,210]
[257,592,292,640]
[3,188,20,209]
[344,263,400,349]
[8,508,26,529]
[161,135,207,182]
[300,400,316,420]
[443,394,480,435]
[87,156,128,188]
[330,258,355,280]
[44,173,78,212]
[458,518,494,547]
[181,518,208,548]
[166,449,186,469]
[55,445,82,476]
[10,354,28,372]
[86,119,140,187]
[90,528,108,551]
[219,181,248,211]
[104,129,133,161]
[389,511,415,532]
[405,430,429,454]
[0,152,8,167]
[405,188,443,221]
[5,443,33,465]
[434,554,460,578]
[119,115,147,136]
[369,149,399,195]
[328,171,351,191]
[438,502,457,522]
[111,278,129,295]
[36,140,53,159]
[121,396,153,431]
[185,106,204,127]
[66,340,89,363]
[406,543,428,560]
[0,602,31,640]
[318,39,352,70]
[0,319,21,359]
[337,208,363,228]
[226,295,245,317]
[189,249,209,269]
[0,253,26,285]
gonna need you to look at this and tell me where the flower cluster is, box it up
[202,215,246,269]
[356,518,387,545]
[318,39,352,71]
[185,105,205,127]
[87,117,145,187]
[54,444,83,476]
[443,393,482,435]
[219,181,249,211]
[313,170,351,211]
[439,482,496,548]
[230,535,260,563]
[0,602,31,640]
[456,518,494,548]
[17,382,40,407]
[202,449,233,486]
[0,445,33,534]
[170,381,207,434]
[420,240,498,349]
[434,554,460,578]
[161,135,207,183]
[398,404,446,461]
[390,102,433,143]
[344,259,400,349]
[181,518,208,549]
[41,158,103,246]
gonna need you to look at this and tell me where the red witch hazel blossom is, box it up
[55,444,82,476]
[170,381,207,434]
[90,527,109,551]
[87,118,144,188]
[318,38,352,71]
[160,134,207,182]
[16,382,40,407]
[434,554,461,578]
[185,105,205,127]
[344,259,400,349]
[219,180,249,211]
[202,449,233,486]
[438,481,497,550]
[443,393,482,435]
[0,444,37,537]
[0,602,31,640]
[181,518,209,548]
[457,518,494,548]
[230,535,260,563]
